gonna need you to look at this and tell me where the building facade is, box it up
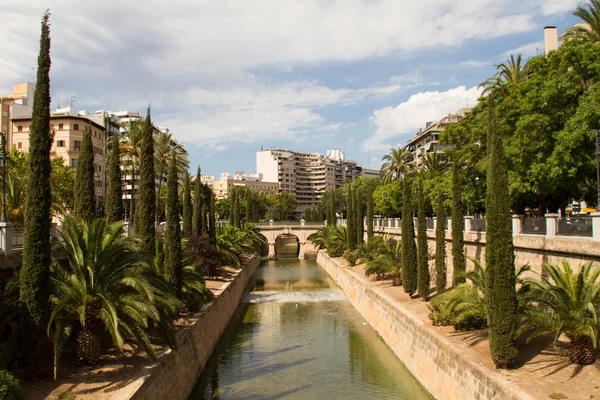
[1,83,34,148]
[209,172,278,200]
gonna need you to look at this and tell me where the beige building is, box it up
[404,108,470,166]
[11,115,107,207]
[1,83,35,146]
[210,172,278,200]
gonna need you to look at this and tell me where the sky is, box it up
[0,0,584,176]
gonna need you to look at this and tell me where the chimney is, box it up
[544,26,558,55]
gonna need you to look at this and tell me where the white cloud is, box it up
[460,60,493,68]
[541,0,584,15]
[503,40,544,58]
[362,85,482,152]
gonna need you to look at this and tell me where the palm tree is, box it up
[47,217,179,379]
[215,225,264,267]
[479,54,528,95]
[308,225,347,257]
[521,261,600,365]
[154,131,189,221]
[364,235,402,285]
[422,151,448,179]
[563,0,600,43]
[120,120,145,221]
[5,173,26,227]
[380,147,413,184]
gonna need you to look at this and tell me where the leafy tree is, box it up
[154,130,189,222]
[435,192,447,293]
[451,160,465,286]
[51,157,75,214]
[165,152,182,297]
[328,190,337,226]
[401,177,417,296]
[366,188,374,242]
[192,167,204,235]
[119,120,144,221]
[373,180,403,217]
[135,108,156,255]
[308,225,347,257]
[232,189,240,228]
[485,97,518,369]
[182,172,192,234]
[417,175,429,299]
[105,134,123,224]
[74,132,95,220]
[20,12,53,363]
[380,147,412,184]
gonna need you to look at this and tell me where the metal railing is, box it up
[471,219,486,232]
[521,218,547,235]
[557,217,593,237]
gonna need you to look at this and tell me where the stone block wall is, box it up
[128,256,260,400]
[317,251,534,400]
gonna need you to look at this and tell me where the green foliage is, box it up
[265,191,297,221]
[74,132,95,220]
[48,217,179,379]
[182,172,192,234]
[165,152,183,296]
[21,12,53,357]
[346,186,356,251]
[563,0,600,42]
[435,192,447,292]
[451,160,465,286]
[521,261,600,365]
[345,250,360,267]
[485,97,519,368]
[208,192,216,244]
[192,168,204,236]
[308,225,347,258]
[417,175,430,299]
[0,370,20,400]
[365,235,402,285]
[373,180,403,217]
[401,177,417,296]
[355,187,364,247]
[380,147,413,184]
[216,224,264,267]
[105,134,123,224]
[328,190,337,226]
[366,189,374,242]
[135,107,156,255]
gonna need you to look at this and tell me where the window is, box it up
[74,140,81,151]
[17,142,22,149]
[71,158,78,168]
[98,165,102,173]
[17,126,23,133]
[58,123,63,130]
[56,140,65,147]
[73,123,79,131]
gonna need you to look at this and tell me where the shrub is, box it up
[428,285,487,331]
[0,370,21,400]
[345,250,360,267]
[428,290,456,326]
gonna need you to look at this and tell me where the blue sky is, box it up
[0,0,583,177]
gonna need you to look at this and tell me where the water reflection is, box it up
[188,259,432,400]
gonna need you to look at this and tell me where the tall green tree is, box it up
[208,192,216,244]
[165,152,182,296]
[366,188,374,243]
[135,108,156,255]
[233,190,241,228]
[417,175,429,299]
[401,177,417,296]
[182,172,192,234]
[485,97,518,368]
[105,134,123,224]
[435,192,447,293]
[328,190,337,226]
[192,167,203,236]
[229,189,236,226]
[451,160,465,286]
[21,12,53,340]
[356,187,364,246]
[74,132,95,220]
[346,186,356,251]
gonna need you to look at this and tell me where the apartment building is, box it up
[256,147,371,211]
[11,114,107,207]
[404,108,471,166]
[208,172,279,200]
[0,83,34,147]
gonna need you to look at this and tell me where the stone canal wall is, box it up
[128,256,260,400]
[317,251,534,400]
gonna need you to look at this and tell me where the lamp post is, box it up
[0,133,6,223]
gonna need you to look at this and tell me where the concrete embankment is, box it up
[128,256,260,400]
[317,250,534,400]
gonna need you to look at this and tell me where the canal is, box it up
[189,258,432,399]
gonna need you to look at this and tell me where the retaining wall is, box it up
[317,251,534,400]
[128,256,260,400]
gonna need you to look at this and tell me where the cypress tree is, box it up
[182,172,192,234]
[356,187,364,246]
[208,192,216,244]
[192,167,203,236]
[233,190,241,228]
[105,134,124,224]
[135,107,156,255]
[201,203,208,234]
[229,189,236,226]
[245,192,252,223]
[401,177,417,296]
[329,191,337,226]
[451,159,465,286]
[21,11,52,343]
[366,189,374,243]
[74,132,95,220]
[435,191,447,293]
[346,186,356,251]
[485,96,518,368]
[165,152,182,296]
[417,175,430,299]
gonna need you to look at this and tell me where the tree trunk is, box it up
[569,338,596,365]
[74,319,102,365]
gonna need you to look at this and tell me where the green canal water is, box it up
[188,258,432,400]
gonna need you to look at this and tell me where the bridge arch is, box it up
[258,223,323,260]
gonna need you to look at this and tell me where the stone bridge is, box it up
[257,221,323,259]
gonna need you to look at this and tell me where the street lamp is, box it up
[0,133,7,223]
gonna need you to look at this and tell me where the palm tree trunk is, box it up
[74,318,102,365]
[569,338,596,365]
